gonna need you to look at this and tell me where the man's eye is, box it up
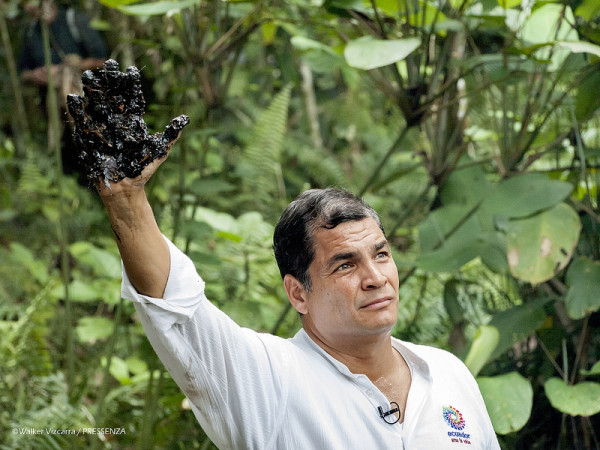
[336,263,351,271]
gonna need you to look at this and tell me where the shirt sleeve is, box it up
[121,237,290,449]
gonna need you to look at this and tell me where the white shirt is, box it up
[121,238,500,449]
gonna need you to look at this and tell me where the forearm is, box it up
[102,188,169,298]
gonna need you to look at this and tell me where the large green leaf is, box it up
[418,204,481,252]
[518,4,578,69]
[545,378,600,416]
[439,163,493,206]
[477,231,508,274]
[489,297,550,360]
[70,241,121,279]
[101,356,131,385]
[519,4,578,45]
[417,239,481,272]
[344,36,420,70]
[50,279,120,304]
[291,37,345,74]
[194,206,240,235]
[565,257,600,319]
[484,173,573,219]
[506,203,581,284]
[464,325,499,377]
[65,279,104,302]
[477,372,533,434]
[76,316,115,343]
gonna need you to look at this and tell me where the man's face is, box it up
[298,218,400,347]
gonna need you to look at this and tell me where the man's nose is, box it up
[361,261,387,290]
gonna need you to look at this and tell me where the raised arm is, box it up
[97,158,169,298]
[66,59,188,297]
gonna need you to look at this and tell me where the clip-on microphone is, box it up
[378,401,400,425]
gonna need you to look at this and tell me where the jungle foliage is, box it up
[1,0,600,448]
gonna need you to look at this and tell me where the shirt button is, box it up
[366,389,374,397]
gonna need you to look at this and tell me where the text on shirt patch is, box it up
[442,406,472,445]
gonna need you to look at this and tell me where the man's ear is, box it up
[283,274,309,315]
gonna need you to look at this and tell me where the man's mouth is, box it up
[361,297,393,309]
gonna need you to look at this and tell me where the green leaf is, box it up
[489,297,551,359]
[261,22,277,45]
[102,356,131,385]
[439,162,493,206]
[545,378,600,416]
[67,279,103,302]
[237,212,273,244]
[506,203,581,284]
[117,0,199,15]
[418,203,480,252]
[195,206,239,234]
[464,325,499,377]
[291,36,338,55]
[519,4,578,46]
[189,179,236,198]
[97,0,139,8]
[70,242,121,278]
[76,316,114,343]
[580,361,600,377]
[575,71,600,121]
[517,4,578,69]
[555,41,600,57]
[179,220,214,244]
[565,257,600,319]
[9,242,49,285]
[344,36,420,70]
[496,0,521,9]
[477,372,533,434]
[484,173,573,219]
[417,239,480,272]
[125,356,148,375]
[408,2,447,29]
[576,0,600,21]
[478,231,508,274]
[216,231,243,243]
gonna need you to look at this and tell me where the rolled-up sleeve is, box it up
[121,237,205,330]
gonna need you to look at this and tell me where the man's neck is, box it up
[303,325,397,381]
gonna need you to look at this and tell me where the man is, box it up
[19,0,108,89]
[19,0,108,174]
[99,154,500,448]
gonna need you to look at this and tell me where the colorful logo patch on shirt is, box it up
[442,406,466,430]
